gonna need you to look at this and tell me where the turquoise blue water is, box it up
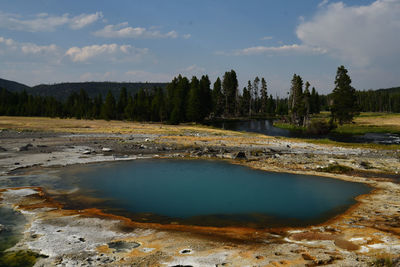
[0,207,26,252]
[62,159,370,227]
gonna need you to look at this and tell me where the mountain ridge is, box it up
[0,78,167,100]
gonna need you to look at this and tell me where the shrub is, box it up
[306,119,337,135]
[318,164,353,174]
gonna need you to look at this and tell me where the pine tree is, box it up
[150,87,166,122]
[289,74,304,126]
[260,78,268,114]
[211,77,224,116]
[101,90,116,120]
[247,80,253,116]
[199,75,212,119]
[186,76,202,122]
[222,70,238,116]
[242,87,251,117]
[117,87,128,120]
[302,81,311,126]
[253,77,260,113]
[330,66,358,125]
[124,95,134,120]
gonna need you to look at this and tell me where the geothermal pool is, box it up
[59,159,370,227]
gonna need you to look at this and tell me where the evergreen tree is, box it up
[222,70,238,116]
[302,81,311,126]
[330,66,358,124]
[150,87,166,122]
[124,95,134,120]
[241,86,251,116]
[170,75,190,124]
[289,74,304,126]
[186,76,203,122]
[199,75,212,119]
[310,87,317,114]
[247,80,253,116]
[101,90,116,120]
[260,78,268,113]
[92,94,103,119]
[267,94,275,115]
[133,88,150,121]
[253,77,260,113]
[211,77,224,116]
[117,87,128,119]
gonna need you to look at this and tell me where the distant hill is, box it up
[0,78,167,100]
[0,78,31,92]
[31,82,167,100]
[375,86,400,94]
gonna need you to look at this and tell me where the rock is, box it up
[102,147,112,152]
[17,143,33,151]
[235,151,247,159]
[0,224,3,232]
[0,146,7,152]
[82,150,92,155]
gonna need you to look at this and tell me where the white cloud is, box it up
[65,43,148,62]
[21,43,58,54]
[0,11,102,32]
[318,0,329,8]
[261,36,273,40]
[70,12,103,29]
[296,0,400,67]
[220,44,326,56]
[0,36,59,56]
[183,34,192,39]
[178,65,206,76]
[93,22,180,39]
[124,70,173,82]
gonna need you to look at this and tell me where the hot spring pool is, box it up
[59,159,370,227]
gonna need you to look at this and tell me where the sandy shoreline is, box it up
[1,124,400,266]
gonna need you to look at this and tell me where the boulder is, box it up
[102,147,113,152]
[17,143,33,151]
[235,151,247,159]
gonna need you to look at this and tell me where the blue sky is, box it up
[0,0,399,96]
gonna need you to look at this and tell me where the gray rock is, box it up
[235,151,247,159]
[0,146,7,152]
[17,143,33,151]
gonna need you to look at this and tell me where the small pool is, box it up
[58,159,370,227]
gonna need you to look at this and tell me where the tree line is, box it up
[356,90,400,113]
[288,74,321,126]
[0,70,289,123]
[0,67,398,125]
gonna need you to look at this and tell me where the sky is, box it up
[0,0,399,96]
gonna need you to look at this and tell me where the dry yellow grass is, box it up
[354,114,400,127]
[0,116,246,136]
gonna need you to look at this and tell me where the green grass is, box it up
[274,112,400,135]
[273,122,305,132]
[317,164,354,174]
[332,124,400,135]
[0,250,43,267]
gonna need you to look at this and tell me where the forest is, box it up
[0,67,398,125]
